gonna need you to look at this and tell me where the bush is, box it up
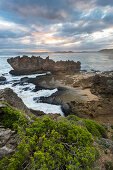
[0,112,99,170]
[83,119,107,138]
[67,115,80,122]
[1,104,29,130]
[66,115,107,138]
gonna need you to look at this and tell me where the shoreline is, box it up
[0,65,113,124]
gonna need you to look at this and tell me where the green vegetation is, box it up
[0,104,29,130]
[67,115,107,138]
[96,138,110,149]
[83,119,107,138]
[0,105,103,170]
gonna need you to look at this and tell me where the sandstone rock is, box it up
[0,127,17,158]
[7,56,81,75]
[91,75,113,95]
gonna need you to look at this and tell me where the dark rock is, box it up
[0,76,6,81]
[22,87,30,91]
[61,102,71,116]
[12,82,20,87]
[20,77,29,83]
[2,73,8,76]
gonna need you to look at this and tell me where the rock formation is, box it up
[0,88,31,114]
[7,55,81,75]
[0,126,17,158]
[0,88,46,116]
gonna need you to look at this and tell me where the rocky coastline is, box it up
[0,56,113,169]
[1,56,113,123]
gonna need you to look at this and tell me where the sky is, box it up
[0,0,113,52]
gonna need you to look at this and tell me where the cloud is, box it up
[96,0,113,7]
[0,0,113,52]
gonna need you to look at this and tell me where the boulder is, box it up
[7,56,81,75]
[0,76,6,81]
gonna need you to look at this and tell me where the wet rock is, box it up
[0,76,6,81]
[61,102,71,116]
[2,73,8,76]
[20,77,29,83]
[22,87,30,91]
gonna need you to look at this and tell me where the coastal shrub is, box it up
[104,161,113,170]
[83,119,107,138]
[96,138,110,149]
[0,108,99,170]
[66,115,107,138]
[1,104,29,130]
[67,115,80,121]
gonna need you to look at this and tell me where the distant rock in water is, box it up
[7,55,81,75]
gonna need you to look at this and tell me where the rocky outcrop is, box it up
[0,88,46,116]
[0,88,31,114]
[91,74,113,96]
[0,126,17,158]
[7,55,81,75]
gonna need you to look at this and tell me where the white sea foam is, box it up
[36,88,57,98]
[4,72,48,82]
[0,78,63,116]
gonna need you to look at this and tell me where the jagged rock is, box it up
[0,76,6,81]
[7,55,81,75]
[91,75,113,95]
[0,88,31,114]
[0,88,46,117]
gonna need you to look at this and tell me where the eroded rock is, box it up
[7,55,81,75]
[0,88,31,114]
[0,127,17,158]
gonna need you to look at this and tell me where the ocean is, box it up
[0,52,113,115]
